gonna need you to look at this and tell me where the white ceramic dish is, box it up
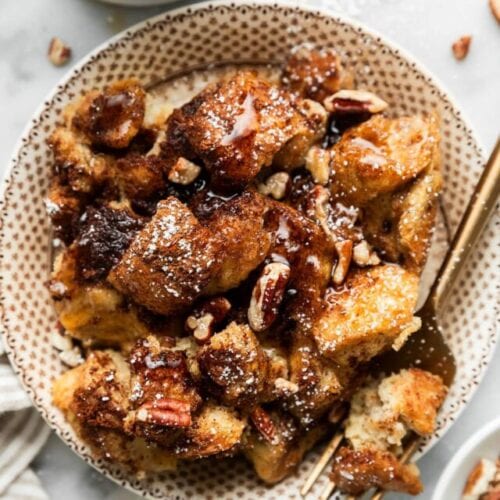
[0,1,496,498]
[433,417,500,500]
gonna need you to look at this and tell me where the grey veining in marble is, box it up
[1,0,499,499]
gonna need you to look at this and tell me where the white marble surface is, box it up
[0,0,499,499]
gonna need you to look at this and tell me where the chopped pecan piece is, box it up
[250,406,276,444]
[452,35,472,61]
[324,89,388,115]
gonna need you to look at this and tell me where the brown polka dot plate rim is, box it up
[0,1,497,498]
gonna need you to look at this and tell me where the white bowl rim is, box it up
[432,416,500,500]
[0,0,494,493]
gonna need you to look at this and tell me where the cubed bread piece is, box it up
[108,197,221,316]
[330,113,440,206]
[266,202,335,329]
[174,402,246,459]
[50,247,150,344]
[125,336,202,447]
[282,47,354,102]
[48,125,113,193]
[115,153,167,201]
[243,410,327,484]
[72,79,146,149]
[378,368,447,436]
[362,153,442,274]
[161,72,325,189]
[331,446,423,495]
[45,178,86,244]
[344,369,446,454]
[75,204,145,282]
[287,333,349,425]
[198,322,268,408]
[53,350,131,430]
[463,458,499,499]
[312,264,420,366]
[201,191,272,294]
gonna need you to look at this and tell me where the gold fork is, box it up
[301,138,500,499]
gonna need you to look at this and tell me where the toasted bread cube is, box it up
[48,126,112,193]
[287,333,348,424]
[202,191,272,294]
[282,47,354,102]
[108,197,221,316]
[378,368,447,436]
[53,350,131,429]
[198,322,268,407]
[162,72,324,189]
[72,79,146,149]
[362,152,442,274]
[331,446,423,495]
[330,113,440,206]
[174,402,246,459]
[313,264,420,365]
[244,411,327,484]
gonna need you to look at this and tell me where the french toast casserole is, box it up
[46,47,447,495]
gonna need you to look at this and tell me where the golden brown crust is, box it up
[282,47,354,102]
[198,322,268,408]
[161,72,322,189]
[312,264,420,366]
[243,410,327,484]
[202,191,272,294]
[108,197,221,316]
[331,446,423,495]
[73,79,146,149]
[330,113,440,206]
[378,368,447,436]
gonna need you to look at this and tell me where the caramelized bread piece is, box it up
[53,350,131,430]
[282,47,354,102]
[330,113,440,206]
[162,72,325,189]
[201,191,272,294]
[115,153,167,201]
[312,264,420,366]
[45,178,86,244]
[331,446,423,495]
[48,125,113,193]
[198,322,268,408]
[109,197,221,316]
[75,204,144,282]
[125,336,202,447]
[266,202,335,329]
[287,333,350,425]
[174,402,246,459]
[72,79,146,149]
[361,154,442,273]
[50,247,150,344]
[244,410,327,484]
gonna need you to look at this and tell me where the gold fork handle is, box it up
[431,138,500,312]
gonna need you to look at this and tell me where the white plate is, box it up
[433,417,500,500]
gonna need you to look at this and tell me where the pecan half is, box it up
[168,157,201,185]
[250,406,276,444]
[136,398,192,427]
[452,35,472,61]
[332,240,353,285]
[324,89,388,115]
[248,262,291,332]
[48,37,71,67]
[305,185,332,238]
[258,172,290,200]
